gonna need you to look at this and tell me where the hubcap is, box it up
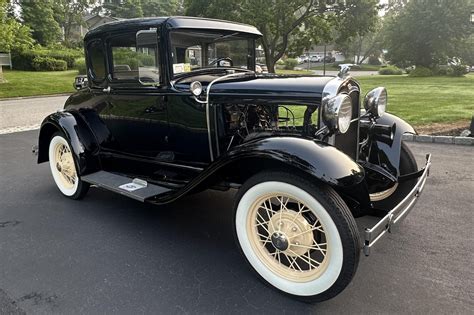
[247,194,329,282]
[53,142,77,189]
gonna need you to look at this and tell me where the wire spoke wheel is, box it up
[53,142,77,189]
[48,133,88,199]
[248,194,330,282]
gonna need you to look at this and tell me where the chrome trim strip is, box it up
[205,72,251,161]
[363,153,432,256]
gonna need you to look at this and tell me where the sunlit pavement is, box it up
[0,130,472,314]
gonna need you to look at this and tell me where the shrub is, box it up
[284,58,298,70]
[368,55,381,65]
[409,66,433,77]
[276,59,285,66]
[448,64,468,77]
[378,65,403,75]
[31,57,67,71]
[75,58,87,75]
[11,48,82,70]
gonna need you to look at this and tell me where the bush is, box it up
[284,58,298,70]
[447,64,468,77]
[11,48,82,70]
[276,59,285,66]
[31,57,67,71]
[368,55,381,65]
[378,65,403,75]
[75,58,87,75]
[409,66,433,77]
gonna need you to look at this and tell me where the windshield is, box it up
[170,30,254,77]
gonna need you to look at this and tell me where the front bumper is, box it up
[363,153,432,256]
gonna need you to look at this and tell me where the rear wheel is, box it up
[48,132,89,199]
[234,171,360,302]
[370,142,418,209]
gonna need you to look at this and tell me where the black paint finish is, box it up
[37,17,418,214]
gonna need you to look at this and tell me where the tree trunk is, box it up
[0,66,5,84]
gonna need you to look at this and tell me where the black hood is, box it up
[174,73,337,104]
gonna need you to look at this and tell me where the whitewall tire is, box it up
[234,171,360,302]
[48,132,89,199]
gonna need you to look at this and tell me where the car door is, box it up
[99,30,169,159]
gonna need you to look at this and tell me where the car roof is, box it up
[84,16,262,41]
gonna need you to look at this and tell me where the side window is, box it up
[88,40,106,82]
[109,31,160,85]
[136,30,160,85]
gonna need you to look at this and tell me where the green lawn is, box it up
[355,74,474,126]
[309,64,381,71]
[0,70,77,98]
[1,69,472,128]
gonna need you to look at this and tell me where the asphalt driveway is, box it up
[0,130,473,314]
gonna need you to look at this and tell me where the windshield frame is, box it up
[168,29,257,78]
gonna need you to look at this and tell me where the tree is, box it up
[19,0,62,46]
[0,0,32,82]
[98,0,144,18]
[142,0,182,16]
[52,0,92,46]
[384,0,473,68]
[184,0,378,73]
[334,0,380,64]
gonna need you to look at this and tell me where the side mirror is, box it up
[136,29,160,86]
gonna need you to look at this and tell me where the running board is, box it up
[82,171,171,202]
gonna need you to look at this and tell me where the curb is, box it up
[0,93,72,102]
[402,134,473,146]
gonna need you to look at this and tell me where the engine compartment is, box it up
[219,103,320,150]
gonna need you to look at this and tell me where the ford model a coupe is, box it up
[36,17,431,302]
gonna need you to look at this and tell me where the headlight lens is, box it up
[322,94,353,134]
[190,81,202,96]
[364,87,387,117]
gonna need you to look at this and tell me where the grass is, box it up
[1,69,471,128]
[276,69,313,75]
[0,70,77,98]
[309,64,381,71]
[355,74,474,126]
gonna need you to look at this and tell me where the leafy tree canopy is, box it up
[384,0,473,68]
[0,0,34,52]
[184,0,378,72]
[19,0,62,46]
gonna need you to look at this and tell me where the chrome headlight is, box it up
[364,87,387,117]
[322,94,353,134]
[190,81,202,96]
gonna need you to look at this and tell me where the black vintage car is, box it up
[36,17,431,302]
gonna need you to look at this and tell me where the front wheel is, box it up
[234,171,360,302]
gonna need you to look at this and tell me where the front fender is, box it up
[225,136,365,187]
[150,136,371,210]
[373,113,416,176]
[37,111,100,175]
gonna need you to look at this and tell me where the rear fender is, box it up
[37,111,100,175]
[372,113,416,176]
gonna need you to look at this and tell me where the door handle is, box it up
[103,86,111,93]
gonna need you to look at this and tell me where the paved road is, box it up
[0,131,473,314]
[0,95,68,134]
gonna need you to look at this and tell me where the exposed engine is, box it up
[221,104,316,150]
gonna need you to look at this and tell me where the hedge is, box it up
[75,58,87,75]
[409,66,433,77]
[12,49,82,71]
[31,57,67,71]
[378,65,403,75]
